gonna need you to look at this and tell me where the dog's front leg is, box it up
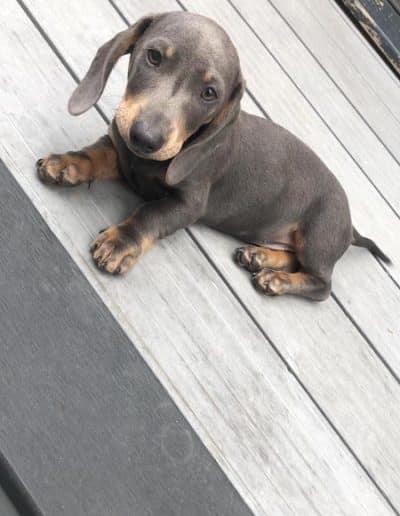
[91,189,208,275]
[36,135,120,186]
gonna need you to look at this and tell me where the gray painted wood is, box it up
[272,0,400,156]
[1,1,400,515]
[0,490,19,516]
[0,158,254,516]
[230,0,400,216]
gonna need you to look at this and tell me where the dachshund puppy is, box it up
[36,12,389,301]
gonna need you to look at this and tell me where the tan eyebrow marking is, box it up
[165,46,175,58]
[203,71,213,82]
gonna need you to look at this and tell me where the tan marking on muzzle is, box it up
[147,118,189,161]
[116,93,149,141]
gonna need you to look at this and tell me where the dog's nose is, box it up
[129,120,164,154]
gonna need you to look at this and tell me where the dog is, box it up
[36,11,390,301]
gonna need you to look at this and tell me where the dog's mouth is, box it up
[127,122,210,161]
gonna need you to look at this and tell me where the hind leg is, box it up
[234,244,328,300]
[251,231,333,301]
[252,202,352,301]
[250,228,332,301]
[252,269,331,301]
[235,245,298,272]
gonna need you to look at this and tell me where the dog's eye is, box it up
[147,49,162,67]
[201,87,217,101]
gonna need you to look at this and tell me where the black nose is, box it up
[129,120,164,154]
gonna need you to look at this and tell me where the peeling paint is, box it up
[340,0,400,75]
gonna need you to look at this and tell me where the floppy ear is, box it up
[165,74,245,186]
[68,14,160,116]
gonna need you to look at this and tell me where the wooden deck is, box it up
[1,0,400,514]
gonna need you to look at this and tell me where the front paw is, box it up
[90,225,149,275]
[36,153,90,186]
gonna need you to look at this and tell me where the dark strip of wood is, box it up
[0,489,19,516]
[388,0,400,16]
[0,159,254,516]
[0,451,43,516]
[336,0,400,77]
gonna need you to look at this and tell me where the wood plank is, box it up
[230,0,400,222]
[1,1,397,515]
[269,0,400,163]
[0,490,18,516]
[22,0,400,507]
[0,158,256,516]
[338,0,400,76]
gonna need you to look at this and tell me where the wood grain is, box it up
[231,0,400,217]
[270,0,400,162]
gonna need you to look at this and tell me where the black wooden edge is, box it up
[335,0,400,78]
[388,0,400,16]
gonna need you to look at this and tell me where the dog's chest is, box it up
[111,122,170,201]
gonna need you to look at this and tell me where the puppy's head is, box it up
[69,12,244,184]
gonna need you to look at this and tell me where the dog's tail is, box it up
[352,227,391,264]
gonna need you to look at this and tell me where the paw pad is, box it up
[90,226,141,275]
[36,154,86,186]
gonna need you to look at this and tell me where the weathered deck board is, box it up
[275,0,400,152]
[20,0,400,508]
[230,0,400,218]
